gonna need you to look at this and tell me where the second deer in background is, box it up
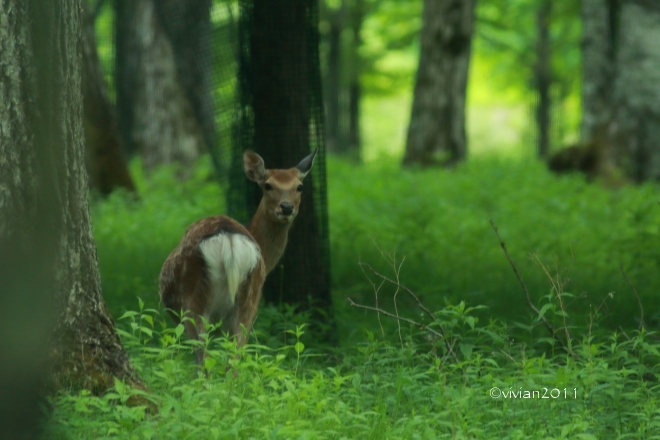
[159,149,318,364]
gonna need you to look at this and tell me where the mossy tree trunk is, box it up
[0,3,144,436]
[402,0,475,168]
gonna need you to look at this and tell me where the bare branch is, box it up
[358,262,437,323]
[346,296,455,357]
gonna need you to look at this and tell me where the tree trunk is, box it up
[535,0,552,158]
[323,0,363,160]
[0,4,143,436]
[324,1,343,155]
[612,0,660,181]
[231,0,335,342]
[580,0,616,141]
[402,0,475,167]
[114,0,206,174]
[82,2,137,195]
[152,0,220,172]
[581,0,660,181]
[345,0,364,160]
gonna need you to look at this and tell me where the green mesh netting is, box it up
[228,0,332,318]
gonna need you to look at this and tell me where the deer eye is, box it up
[264,183,273,191]
[296,185,303,192]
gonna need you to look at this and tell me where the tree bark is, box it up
[611,1,660,181]
[82,2,137,195]
[0,4,143,436]
[114,0,207,174]
[581,0,660,181]
[402,0,475,167]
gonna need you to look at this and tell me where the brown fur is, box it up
[158,149,317,364]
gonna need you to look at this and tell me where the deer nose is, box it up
[280,202,294,215]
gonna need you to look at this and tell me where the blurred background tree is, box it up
[113,0,216,176]
[402,0,476,167]
[581,0,660,182]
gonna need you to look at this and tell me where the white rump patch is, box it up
[199,233,261,318]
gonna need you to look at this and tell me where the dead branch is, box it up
[346,296,455,357]
[489,219,555,335]
[358,262,437,323]
[620,266,645,330]
[488,218,577,357]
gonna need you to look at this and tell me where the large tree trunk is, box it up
[581,0,660,181]
[231,0,335,341]
[402,0,475,167]
[0,3,143,436]
[114,0,207,174]
[535,0,552,158]
[82,2,137,195]
[612,1,660,181]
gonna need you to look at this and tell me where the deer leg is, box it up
[181,311,208,366]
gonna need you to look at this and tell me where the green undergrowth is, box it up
[328,155,660,337]
[93,154,660,340]
[46,298,660,439]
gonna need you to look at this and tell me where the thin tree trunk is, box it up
[345,0,364,160]
[0,6,144,438]
[325,1,343,155]
[82,2,137,195]
[535,0,552,158]
[402,0,475,167]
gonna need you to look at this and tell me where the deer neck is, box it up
[247,201,292,274]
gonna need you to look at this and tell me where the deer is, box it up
[159,149,317,364]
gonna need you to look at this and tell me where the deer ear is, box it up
[243,150,267,182]
[295,148,317,179]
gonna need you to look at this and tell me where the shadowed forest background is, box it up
[3,0,660,437]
